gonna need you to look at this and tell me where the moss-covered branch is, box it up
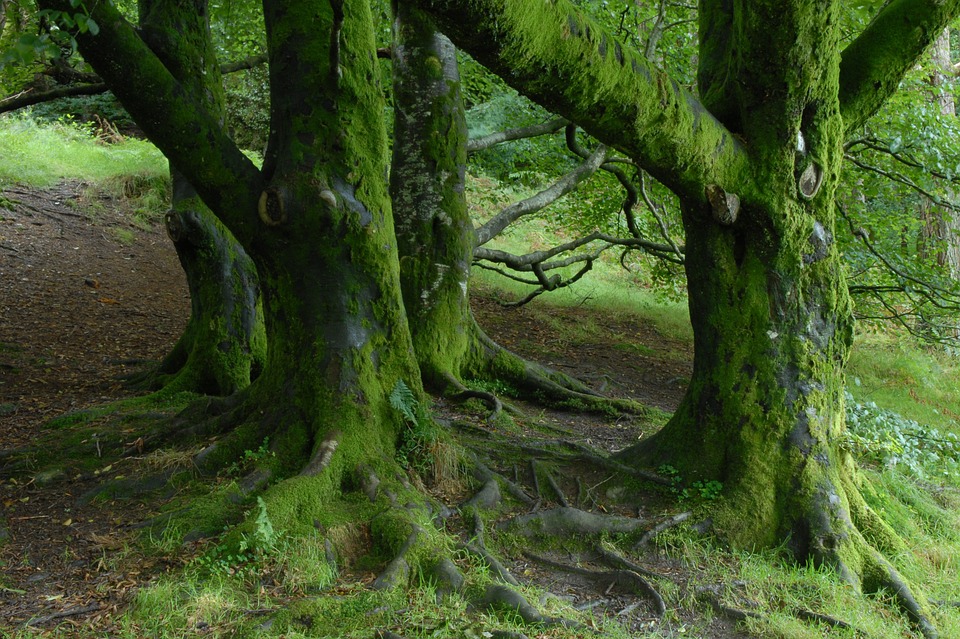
[35,0,264,245]
[410,0,752,203]
[839,0,960,131]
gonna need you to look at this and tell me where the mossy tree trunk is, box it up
[44,0,422,481]
[414,0,959,631]
[157,181,265,395]
[390,4,474,390]
[135,0,265,396]
[390,7,646,412]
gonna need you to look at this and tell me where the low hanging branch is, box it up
[0,53,269,116]
[473,142,609,246]
[467,116,568,153]
[564,125,684,260]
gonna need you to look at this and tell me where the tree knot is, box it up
[258,187,286,226]
[706,184,739,225]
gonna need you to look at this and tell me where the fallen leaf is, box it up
[62,518,73,526]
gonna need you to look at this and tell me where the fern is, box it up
[253,497,277,551]
[390,379,419,427]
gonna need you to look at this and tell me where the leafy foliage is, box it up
[845,391,960,480]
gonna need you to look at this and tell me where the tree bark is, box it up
[134,0,265,396]
[390,4,474,389]
[41,0,424,481]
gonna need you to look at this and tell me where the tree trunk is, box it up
[157,178,265,395]
[390,4,474,389]
[135,0,265,396]
[201,0,422,477]
[47,0,424,480]
[616,3,935,633]
[917,28,960,339]
[389,7,646,413]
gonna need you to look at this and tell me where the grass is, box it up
[0,114,167,189]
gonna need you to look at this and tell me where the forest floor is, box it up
[0,183,753,637]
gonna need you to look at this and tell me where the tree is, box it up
[390,4,649,414]
[134,0,265,396]
[411,0,959,634]
[37,0,426,509]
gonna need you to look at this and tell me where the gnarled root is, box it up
[501,506,646,537]
[480,584,582,630]
[524,550,666,618]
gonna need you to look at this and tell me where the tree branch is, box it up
[411,0,751,202]
[0,83,108,114]
[839,0,960,131]
[844,154,960,213]
[467,117,568,152]
[1,54,268,116]
[35,0,264,245]
[474,143,608,246]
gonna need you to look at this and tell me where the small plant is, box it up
[692,480,724,501]
[389,379,419,427]
[225,438,273,476]
[194,500,278,577]
[658,465,723,503]
[391,379,440,473]
[252,497,278,552]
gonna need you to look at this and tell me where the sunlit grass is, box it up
[0,114,167,188]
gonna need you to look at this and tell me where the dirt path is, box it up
[0,184,735,636]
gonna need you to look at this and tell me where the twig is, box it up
[27,603,101,626]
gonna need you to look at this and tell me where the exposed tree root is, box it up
[122,391,250,458]
[372,526,421,590]
[442,372,506,423]
[793,609,860,633]
[480,584,582,630]
[470,455,536,507]
[593,545,669,582]
[461,318,651,418]
[862,554,938,639]
[695,588,762,622]
[521,439,672,487]
[633,511,692,549]
[501,506,646,537]
[523,550,666,618]
[460,510,520,587]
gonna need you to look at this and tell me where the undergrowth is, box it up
[0,114,166,189]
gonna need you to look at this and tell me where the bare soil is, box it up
[0,184,748,637]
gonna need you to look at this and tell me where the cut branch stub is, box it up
[706,184,739,225]
[798,162,824,200]
[319,188,338,209]
[164,210,183,242]
[258,187,286,226]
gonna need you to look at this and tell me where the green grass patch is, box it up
[0,114,167,189]
[848,331,960,440]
